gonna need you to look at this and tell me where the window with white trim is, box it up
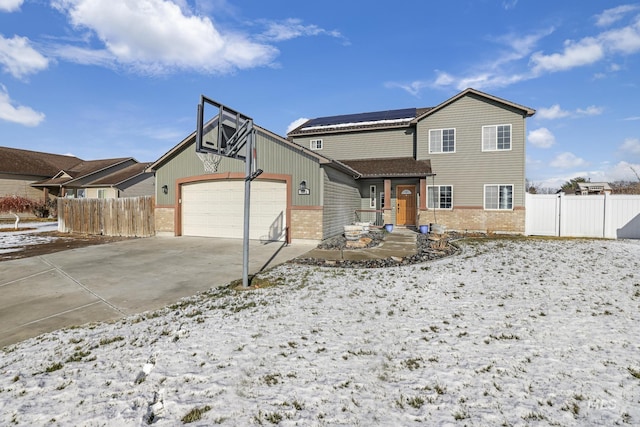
[427,185,453,209]
[310,139,323,150]
[482,124,511,151]
[429,128,455,153]
[379,192,385,209]
[77,189,86,198]
[97,189,107,199]
[369,185,376,208]
[484,184,513,210]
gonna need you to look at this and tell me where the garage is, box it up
[181,179,287,240]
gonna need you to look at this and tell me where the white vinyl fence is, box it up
[525,193,640,239]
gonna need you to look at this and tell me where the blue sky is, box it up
[1,0,639,189]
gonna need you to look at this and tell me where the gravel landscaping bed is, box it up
[291,229,461,268]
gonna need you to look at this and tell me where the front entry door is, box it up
[396,185,416,226]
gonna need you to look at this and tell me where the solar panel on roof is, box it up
[306,108,416,127]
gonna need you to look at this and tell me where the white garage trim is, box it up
[181,179,287,241]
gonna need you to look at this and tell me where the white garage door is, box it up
[182,180,287,240]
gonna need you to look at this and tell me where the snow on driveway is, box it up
[1,238,639,426]
[0,221,58,254]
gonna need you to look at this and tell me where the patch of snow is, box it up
[1,238,639,425]
[0,221,59,252]
[301,117,413,131]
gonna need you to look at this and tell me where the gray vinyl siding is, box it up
[291,127,415,161]
[118,175,155,197]
[322,167,361,239]
[416,94,526,208]
[155,130,323,206]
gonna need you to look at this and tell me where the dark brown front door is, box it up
[396,185,416,225]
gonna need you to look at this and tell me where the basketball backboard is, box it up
[196,95,253,160]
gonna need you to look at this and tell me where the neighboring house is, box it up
[150,88,535,241]
[0,146,154,202]
[0,146,81,201]
[289,88,535,234]
[575,182,612,195]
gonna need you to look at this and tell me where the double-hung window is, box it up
[310,139,323,150]
[484,184,513,210]
[429,128,455,153]
[427,185,453,209]
[482,124,511,151]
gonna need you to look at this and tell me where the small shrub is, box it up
[181,405,211,423]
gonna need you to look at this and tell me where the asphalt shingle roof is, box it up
[0,146,82,177]
[340,157,433,178]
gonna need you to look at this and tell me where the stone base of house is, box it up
[290,207,323,241]
[154,206,175,234]
[419,207,525,234]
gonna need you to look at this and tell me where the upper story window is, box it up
[427,185,453,209]
[310,139,323,150]
[429,128,455,153]
[484,184,513,210]
[482,124,511,151]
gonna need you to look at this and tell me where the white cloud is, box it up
[623,116,640,121]
[0,0,22,12]
[595,4,640,27]
[537,104,603,119]
[50,0,278,74]
[600,20,640,55]
[258,18,346,44]
[531,37,605,73]
[0,85,45,126]
[619,137,640,155]
[286,117,308,134]
[0,35,49,79]
[384,80,430,97]
[550,152,587,168]
[502,0,518,11]
[605,161,640,181]
[576,105,603,116]
[528,128,556,148]
[537,104,571,119]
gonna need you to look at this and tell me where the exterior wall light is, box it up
[298,180,310,195]
[162,185,168,194]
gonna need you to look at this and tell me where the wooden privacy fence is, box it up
[58,196,155,237]
[525,193,640,239]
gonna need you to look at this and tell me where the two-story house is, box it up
[288,88,535,234]
[150,88,534,242]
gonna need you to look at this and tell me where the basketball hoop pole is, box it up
[195,95,261,289]
[241,123,262,288]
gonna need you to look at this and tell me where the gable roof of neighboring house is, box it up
[83,162,153,188]
[340,157,433,178]
[0,146,82,177]
[32,158,134,188]
[288,88,535,137]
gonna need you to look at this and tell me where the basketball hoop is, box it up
[196,151,222,173]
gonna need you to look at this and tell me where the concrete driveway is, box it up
[0,236,316,347]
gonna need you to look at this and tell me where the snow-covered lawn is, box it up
[1,238,639,426]
[0,221,59,255]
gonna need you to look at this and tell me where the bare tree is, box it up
[0,196,36,229]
